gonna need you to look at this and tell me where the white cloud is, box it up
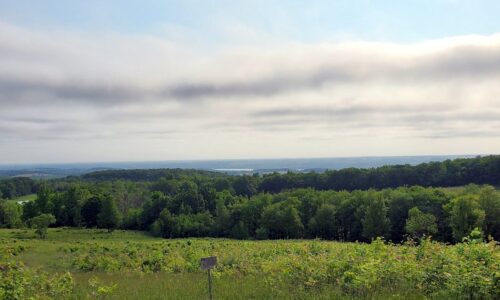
[1,22,500,163]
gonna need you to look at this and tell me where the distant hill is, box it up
[0,167,109,179]
[0,154,478,178]
[82,168,223,181]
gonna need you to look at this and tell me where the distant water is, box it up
[0,155,479,173]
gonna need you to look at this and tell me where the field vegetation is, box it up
[1,229,499,299]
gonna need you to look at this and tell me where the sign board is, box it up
[200,256,217,270]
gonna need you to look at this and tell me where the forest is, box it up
[1,155,499,243]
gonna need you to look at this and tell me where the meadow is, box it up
[1,228,498,299]
[6,194,36,204]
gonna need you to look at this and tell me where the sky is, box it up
[1,0,500,164]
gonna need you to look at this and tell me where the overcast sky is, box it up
[1,0,500,164]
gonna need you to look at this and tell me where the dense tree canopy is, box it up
[1,156,499,243]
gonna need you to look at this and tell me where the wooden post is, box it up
[200,256,217,300]
[207,268,213,300]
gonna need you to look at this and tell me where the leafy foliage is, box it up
[98,196,122,232]
[2,228,499,299]
[0,202,23,228]
[405,207,438,238]
[0,245,73,299]
[29,213,56,239]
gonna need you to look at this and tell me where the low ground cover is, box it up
[1,228,499,299]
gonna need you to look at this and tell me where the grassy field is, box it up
[1,228,499,299]
[6,193,37,204]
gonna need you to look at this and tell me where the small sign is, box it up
[200,256,217,270]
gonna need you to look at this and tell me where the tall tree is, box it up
[446,195,485,242]
[63,187,86,227]
[174,181,203,213]
[477,186,500,240]
[81,196,102,227]
[35,186,54,214]
[362,196,390,240]
[260,202,303,239]
[98,196,122,232]
[0,201,23,228]
[309,204,337,239]
[232,176,258,197]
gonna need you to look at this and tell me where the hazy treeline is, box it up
[81,155,500,193]
[2,155,499,199]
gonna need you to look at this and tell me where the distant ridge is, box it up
[0,154,479,170]
[79,155,500,191]
[0,154,482,178]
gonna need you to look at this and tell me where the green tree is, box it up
[35,186,54,214]
[309,204,337,239]
[22,201,38,221]
[63,187,86,227]
[29,214,56,238]
[122,208,141,230]
[174,181,203,214]
[97,196,122,232]
[166,212,213,237]
[81,196,102,227]
[260,202,304,239]
[150,208,175,237]
[388,191,414,242]
[214,178,233,192]
[232,176,258,197]
[151,177,179,196]
[230,220,249,239]
[336,194,365,242]
[214,198,231,237]
[405,207,437,238]
[362,196,390,240]
[477,186,500,240]
[446,195,485,242]
[0,201,23,228]
[139,192,171,229]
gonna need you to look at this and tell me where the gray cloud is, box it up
[2,27,500,106]
[166,41,500,100]
[166,68,356,99]
[0,76,147,105]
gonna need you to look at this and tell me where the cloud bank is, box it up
[1,22,500,163]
